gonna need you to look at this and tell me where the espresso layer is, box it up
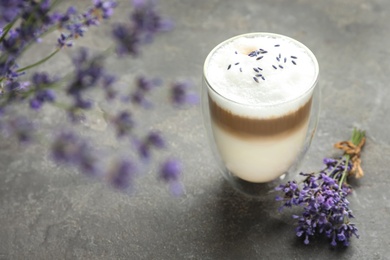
[209,95,312,137]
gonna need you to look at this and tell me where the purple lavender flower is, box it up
[52,6,77,27]
[275,180,299,209]
[147,131,165,148]
[54,1,117,48]
[66,48,104,111]
[135,131,165,160]
[159,158,181,182]
[0,0,24,27]
[5,116,34,143]
[125,76,161,107]
[0,0,57,56]
[0,59,30,105]
[108,159,136,190]
[70,48,104,88]
[170,81,199,106]
[276,157,359,247]
[51,132,97,176]
[111,111,134,137]
[136,76,161,92]
[18,0,55,42]
[57,33,73,48]
[131,0,173,35]
[92,0,117,19]
[3,81,28,102]
[28,72,56,110]
[159,158,183,195]
[2,29,23,54]
[112,0,172,56]
[112,23,140,56]
[102,74,117,100]
[65,22,86,38]
[1,1,61,91]
[29,89,55,109]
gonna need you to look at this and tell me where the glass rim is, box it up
[203,32,320,108]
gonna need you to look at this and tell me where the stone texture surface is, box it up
[1,0,390,259]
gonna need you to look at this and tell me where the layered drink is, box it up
[203,33,319,183]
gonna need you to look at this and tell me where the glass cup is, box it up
[202,32,320,198]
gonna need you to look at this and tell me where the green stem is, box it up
[338,155,350,187]
[0,18,18,42]
[327,159,343,178]
[17,48,60,73]
[337,128,366,187]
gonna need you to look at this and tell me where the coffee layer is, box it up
[209,95,312,137]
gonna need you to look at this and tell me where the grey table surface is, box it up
[1,0,390,259]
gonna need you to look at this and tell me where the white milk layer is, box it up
[204,33,318,183]
[205,33,318,119]
[212,120,309,183]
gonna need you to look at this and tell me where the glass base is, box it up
[223,170,292,199]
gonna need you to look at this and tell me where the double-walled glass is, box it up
[202,32,320,197]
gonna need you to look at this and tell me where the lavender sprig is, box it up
[276,128,366,247]
[0,0,198,196]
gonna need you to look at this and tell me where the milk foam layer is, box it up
[205,33,318,118]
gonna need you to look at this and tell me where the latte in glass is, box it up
[203,33,319,183]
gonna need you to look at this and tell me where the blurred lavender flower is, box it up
[108,159,136,190]
[159,158,183,196]
[66,48,105,114]
[29,72,56,110]
[5,116,34,143]
[171,81,199,106]
[135,131,165,161]
[51,132,98,176]
[147,131,164,148]
[57,33,73,48]
[160,158,181,181]
[2,29,23,54]
[29,89,55,109]
[54,0,117,48]
[112,24,140,56]
[111,111,135,137]
[20,0,53,32]
[0,0,24,27]
[124,76,161,107]
[102,74,117,100]
[52,6,77,28]
[112,0,173,56]
[276,129,366,247]
[2,0,55,50]
[2,80,27,103]
[92,0,117,20]
[131,0,173,35]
